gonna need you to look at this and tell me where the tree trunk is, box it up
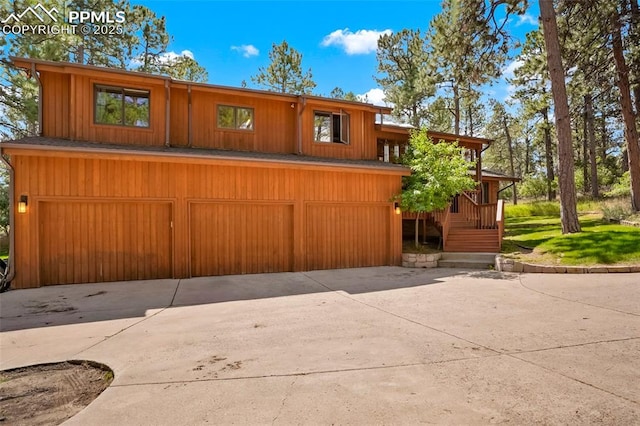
[503,116,518,205]
[540,0,581,233]
[630,0,640,117]
[581,114,590,195]
[611,4,640,211]
[600,114,609,165]
[414,215,420,248]
[541,107,556,200]
[585,94,599,198]
[453,84,460,135]
[524,135,531,175]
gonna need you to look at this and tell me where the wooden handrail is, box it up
[496,200,504,250]
[441,204,451,251]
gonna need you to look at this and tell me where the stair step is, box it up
[438,259,495,269]
[440,252,498,262]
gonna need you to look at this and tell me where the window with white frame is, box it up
[314,110,349,144]
[217,105,254,130]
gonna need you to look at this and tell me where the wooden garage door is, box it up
[306,204,390,270]
[190,202,294,276]
[39,201,172,285]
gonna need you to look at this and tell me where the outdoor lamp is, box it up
[18,195,28,214]
[394,202,401,215]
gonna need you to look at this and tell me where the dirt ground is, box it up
[0,361,112,425]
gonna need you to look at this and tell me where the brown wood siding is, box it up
[38,201,172,285]
[170,87,189,146]
[41,71,167,146]
[190,202,294,276]
[10,150,404,288]
[305,204,391,270]
[40,72,70,138]
[188,90,296,153]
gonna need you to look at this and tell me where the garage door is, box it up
[39,201,173,285]
[190,202,294,276]
[305,204,391,270]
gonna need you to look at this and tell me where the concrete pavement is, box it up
[1,267,638,424]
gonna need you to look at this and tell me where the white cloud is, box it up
[231,44,259,58]
[321,28,392,55]
[516,13,538,26]
[130,50,194,68]
[501,59,523,80]
[358,88,388,106]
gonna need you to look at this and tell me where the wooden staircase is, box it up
[407,194,505,253]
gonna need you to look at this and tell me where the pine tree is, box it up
[375,29,433,127]
[539,0,581,233]
[251,41,315,95]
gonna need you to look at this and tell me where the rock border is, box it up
[495,255,640,274]
[620,219,640,228]
[402,253,442,268]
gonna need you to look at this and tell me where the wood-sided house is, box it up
[1,57,514,289]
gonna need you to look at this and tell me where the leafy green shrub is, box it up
[605,171,631,198]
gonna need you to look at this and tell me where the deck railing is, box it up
[496,200,504,249]
[441,205,451,251]
[459,192,480,223]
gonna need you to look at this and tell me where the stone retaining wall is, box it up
[495,255,640,274]
[620,220,640,228]
[402,253,442,268]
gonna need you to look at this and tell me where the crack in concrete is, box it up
[109,354,504,388]
[506,352,639,406]
[272,376,297,425]
[504,336,640,356]
[302,273,640,408]
[71,279,182,358]
[301,273,502,356]
[517,275,640,317]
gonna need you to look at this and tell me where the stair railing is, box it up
[496,199,504,250]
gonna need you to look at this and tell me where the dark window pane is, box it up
[218,105,235,128]
[95,89,123,125]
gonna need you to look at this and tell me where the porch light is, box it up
[394,202,401,215]
[18,195,28,214]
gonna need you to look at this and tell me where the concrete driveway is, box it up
[1,267,639,424]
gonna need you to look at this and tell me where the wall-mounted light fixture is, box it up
[18,195,28,214]
[394,202,401,215]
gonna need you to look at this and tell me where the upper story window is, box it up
[94,85,150,127]
[217,105,254,130]
[314,110,350,144]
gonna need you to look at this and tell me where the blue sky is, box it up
[136,1,539,104]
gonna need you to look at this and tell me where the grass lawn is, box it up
[502,214,640,266]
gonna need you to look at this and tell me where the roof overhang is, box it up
[0,138,410,176]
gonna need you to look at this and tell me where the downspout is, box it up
[0,151,15,291]
[165,80,170,147]
[32,63,43,136]
[297,96,306,155]
[187,84,192,147]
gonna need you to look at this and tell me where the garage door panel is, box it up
[306,204,390,270]
[190,203,294,277]
[39,201,172,285]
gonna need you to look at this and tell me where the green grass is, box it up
[503,214,640,265]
